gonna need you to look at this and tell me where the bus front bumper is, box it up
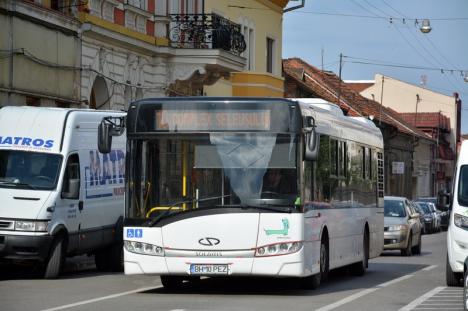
[124,247,309,277]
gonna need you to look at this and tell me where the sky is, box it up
[282,0,468,134]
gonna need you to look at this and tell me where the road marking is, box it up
[315,288,379,311]
[315,274,414,311]
[422,265,438,271]
[398,286,465,311]
[377,274,414,288]
[40,285,164,311]
[398,287,445,311]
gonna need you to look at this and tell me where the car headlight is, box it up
[454,213,468,229]
[14,220,49,232]
[124,240,164,256]
[387,224,408,231]
[255,241,303,257]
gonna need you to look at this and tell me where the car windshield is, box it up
[415,202,431,214]
[417,197,437,205]
[458,165,468,207]
[0,150,62,190]
[127,133,298,220]
[384,200,407,217]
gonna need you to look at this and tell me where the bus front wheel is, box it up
[350,229,368,276]
[302,240,328,290]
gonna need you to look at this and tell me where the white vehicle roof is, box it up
[384,196,408,201]
[291,98,384,149]
[459,140,468,164]
[0,106,124,154]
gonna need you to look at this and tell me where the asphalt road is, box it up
[0,231,463,311]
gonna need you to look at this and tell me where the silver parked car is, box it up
[384,196,422,256]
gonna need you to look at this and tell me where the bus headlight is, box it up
[124,240,164,256]
[454,213,468,229]
[15,220,48,232]
[255,241,303,257]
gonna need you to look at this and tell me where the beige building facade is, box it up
[360,74,461,195]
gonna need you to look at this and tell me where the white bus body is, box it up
[112,97,384,289]
[0,106,126,278]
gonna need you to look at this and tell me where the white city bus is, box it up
[98,97,384,289]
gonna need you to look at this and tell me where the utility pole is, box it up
[321,47,324,71]
[337,53,343,108]
[379,75,385,126]
[414,94,421,127]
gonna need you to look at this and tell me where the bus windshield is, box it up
[0,150,62,190]
[127,133,298,220]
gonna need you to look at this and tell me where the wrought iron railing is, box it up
[169,13,246,56]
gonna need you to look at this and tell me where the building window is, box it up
[241,22,255,71]
[266,37,275,74]
[128,0,147,11]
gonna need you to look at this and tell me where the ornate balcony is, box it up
[169,13,246,56]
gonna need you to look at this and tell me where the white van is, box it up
[446,140,468,286]
[0,106,126,278]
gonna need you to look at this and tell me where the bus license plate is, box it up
[189,264,229,275]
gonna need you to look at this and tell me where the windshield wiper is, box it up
[145,194,231,227]
[0,181,37,190]
[240,203,293,213]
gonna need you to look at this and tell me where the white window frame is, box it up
[266,36,276,74]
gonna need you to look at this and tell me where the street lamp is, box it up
[420,19,432,33]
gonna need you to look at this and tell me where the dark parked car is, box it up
[414,202,434,234]
[417,196,449,231]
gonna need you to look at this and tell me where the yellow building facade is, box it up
[204,0,289,97]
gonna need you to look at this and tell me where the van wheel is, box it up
[108,243,123,272]
[44,236,65,279]
[447,253,462,286]
[351,229,368,276]
[401,234,412,256]
[95,243,123,272]
[412,233,422,255]
[161,275,184,290]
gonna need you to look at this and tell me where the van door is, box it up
[54,153,81,253]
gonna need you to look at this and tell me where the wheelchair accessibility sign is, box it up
[126,228,143,238]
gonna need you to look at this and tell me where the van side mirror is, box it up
[62,178,79,199]
[304,116,319,161]
[98,121,113,154]
[438,192,451,211]
[98,116,126,154]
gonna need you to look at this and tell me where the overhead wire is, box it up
[375,0,467,91]
[344,1,467,93]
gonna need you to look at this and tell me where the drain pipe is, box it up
[283,0,305,13]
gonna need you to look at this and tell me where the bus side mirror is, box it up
[438,192,451,211]
[304,116,319,161]
[98,121,113,154]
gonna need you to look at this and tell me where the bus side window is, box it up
[317,135,331,203]
[62,154,80,200]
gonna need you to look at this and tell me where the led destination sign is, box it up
[155,110,271,131]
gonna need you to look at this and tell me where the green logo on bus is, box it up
[265,219,289,236]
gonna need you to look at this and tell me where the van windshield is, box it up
[459,165,468,207]
[0,150,62,190]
